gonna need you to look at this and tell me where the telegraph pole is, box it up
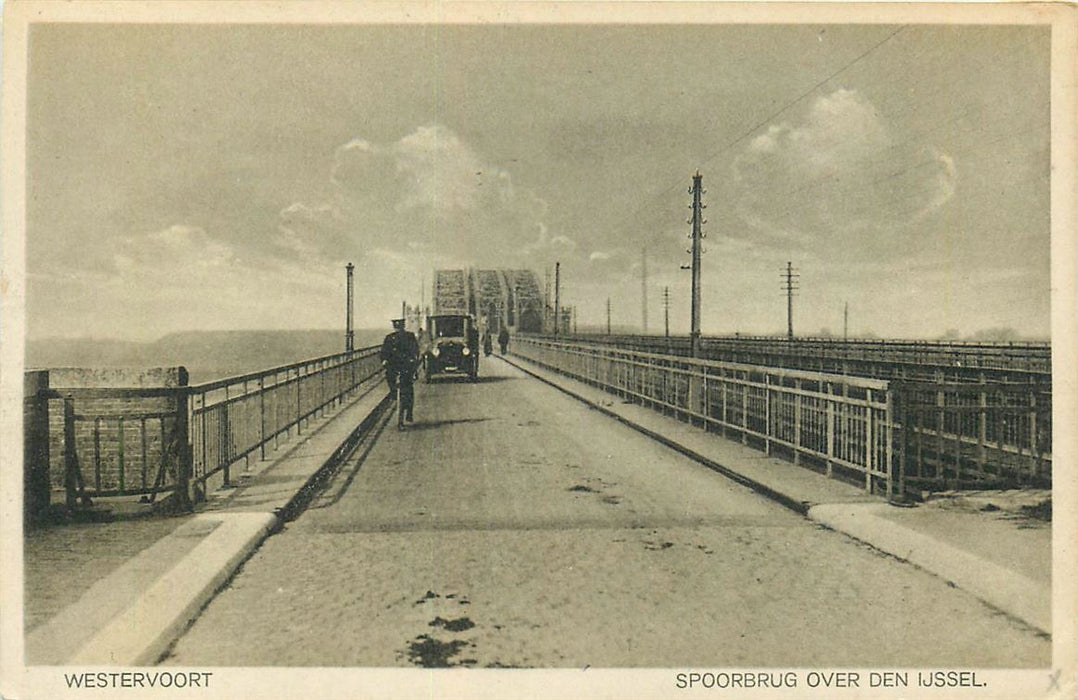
[687,172,705,358]
[606,297,612,335]
[663,286,671,338]
[554,262,561,337]
[782,261,800,340]
[345,263,355,353]
[641,247,648,334]
[844,301,849,341]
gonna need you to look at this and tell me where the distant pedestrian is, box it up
[380,318,420,430]
[498,327,510,354]
[482,330,493,357]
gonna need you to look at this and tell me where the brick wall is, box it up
[40,368,189,497]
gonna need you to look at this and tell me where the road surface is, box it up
[163,356,1049,667]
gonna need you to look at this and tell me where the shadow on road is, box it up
[309,408,394,510]
[424,374,517,384]
[405,417,492,431]
[474,375,516,383]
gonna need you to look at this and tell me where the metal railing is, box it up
[546,333,1051,379]
[187,346,384,499]
[515,337,896,497]
[893,378,1051,489]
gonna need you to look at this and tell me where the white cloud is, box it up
[732,88,956,255]
[392,125,486,213]
[282,124,575,271]
[114,225,235,277]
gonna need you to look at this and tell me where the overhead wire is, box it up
[727,30,1047,219]
[607,25,908,248]
[626,26,1045,255]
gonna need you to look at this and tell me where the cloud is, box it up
[392,125,486,212]
[281,123,577,272]
[113,225,236,278]
[732,88,956,254]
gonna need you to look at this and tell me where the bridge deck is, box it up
[158,356,1049,668]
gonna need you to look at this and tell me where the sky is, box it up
[24,22,1051,341]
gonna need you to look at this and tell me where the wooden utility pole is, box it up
[545,267,552,332]
[345,263,355,353]
[844,301,849,341]
[641,247,648,334]
[689,172,705,358]
[554,262,561,337]
[606,297,612,335]
[663,286,671,338]
[783,261,799,340]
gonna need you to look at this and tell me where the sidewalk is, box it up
[24,382,391,665]
[502,354,1053,636]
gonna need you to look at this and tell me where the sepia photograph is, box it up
[1,2,1075,698]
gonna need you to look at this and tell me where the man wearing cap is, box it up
[380,318,420,429]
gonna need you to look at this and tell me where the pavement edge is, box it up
[58,394,393,666]
[809,503,1051,636]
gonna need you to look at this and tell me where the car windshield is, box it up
[433,317,465,338]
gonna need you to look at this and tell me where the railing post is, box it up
[720,366,728,438]
[140,417,149,490]
[793,378,802,465]
[825,386,835,478]
[296,366,303,434]
[702,363,710,430]
[93,417,102,492]
[117,415,125,495]
[935,372,945,484]
[977,373,987,478]
[864,396,874,493]
[175,382,195,510]
[222,395,231,488]
[23,371,51,526]
[63,397,80,509]
[764,374,772,456]
[886,385,897,502]
[259,375,266,461]
[199,393,207,492]
[241,379,249,472]
[1029,386,1039,483]
[740,371,749,446]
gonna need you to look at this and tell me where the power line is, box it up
[691,26,908,179]
[600,26,908,248]
[757,119,1043,231]
[623,26,1045,252]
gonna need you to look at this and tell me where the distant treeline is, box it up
[26,329,388,384]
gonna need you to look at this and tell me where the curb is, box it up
[276,393,393,523]
[69,512,277,666]
[809,503,1051,636]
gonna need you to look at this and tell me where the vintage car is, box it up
[424,314,479,382]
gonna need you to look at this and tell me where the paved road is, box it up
[164,357,1049,668]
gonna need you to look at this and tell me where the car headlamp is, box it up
[431,347,440,357]
[462,347,471,356]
